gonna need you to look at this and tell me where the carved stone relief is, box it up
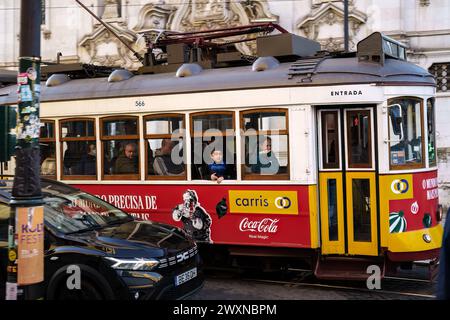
[297,2,366,51]
[79,1,278,69]
[102,0,121,20]
[79,22,140,69]
[133,3,175,32]
[133,0,278,56]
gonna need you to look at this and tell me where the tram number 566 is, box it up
[135,100,145,107]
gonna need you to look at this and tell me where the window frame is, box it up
[320,110,340,170]
[59,118,97,180]
[144,113,187,180]
[427,98,437,168]
[190,111,236,180]
[387,97,425,170]
[40,119,56,179]
[345,109,372,169]
[100,116,140,180]
[239,108,290,180]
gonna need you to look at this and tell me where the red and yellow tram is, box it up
[0,31,443,279]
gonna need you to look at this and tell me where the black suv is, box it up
[0,179,203,300]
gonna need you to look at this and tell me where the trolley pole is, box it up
[344,0,349,52]
[5,0,44,300]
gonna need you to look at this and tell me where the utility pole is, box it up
[6,0,44,300]
[344,0,349,52]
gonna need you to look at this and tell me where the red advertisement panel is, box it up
[75,184,312,249]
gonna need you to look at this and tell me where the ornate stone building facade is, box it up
[1,0,450,204]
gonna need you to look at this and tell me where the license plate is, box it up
[175,267,197,286]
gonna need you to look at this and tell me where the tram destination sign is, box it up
[330,89,363,96]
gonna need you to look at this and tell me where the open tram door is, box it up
[317,106,379,257]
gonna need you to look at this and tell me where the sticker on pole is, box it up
[6,282,18,300]
[26,67,37,81]
[17,206,44,285]
[17,73,28,85]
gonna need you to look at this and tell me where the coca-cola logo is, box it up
[239,218,279,233]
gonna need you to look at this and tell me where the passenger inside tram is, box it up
[63,141,84,175]
[79,143,97,175]
[206,149,234,183]
[40,143,56,176]
[250,137,280,175]
[153,138,185,176]
[113,142,138,174]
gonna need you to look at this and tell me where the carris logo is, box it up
[239,218,279,233]
[391,179,409,194]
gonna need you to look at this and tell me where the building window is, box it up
[190,112,236,181]
[429,63,449,92]
[40,120,56,177]
[101,116,139,179]
[240,109,289,180]
[60,119,96,179]
[145,114,186,179]
[427,98,437,167]
[388,97,424,169]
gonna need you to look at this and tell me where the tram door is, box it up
[318,107,378,256]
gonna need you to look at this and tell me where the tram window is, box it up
[103,140,139,175]
[40,120,56,178]
[145,114,186,179]
[388,98,424,169]
[241,109,289,180]
[327,179,338,241]
[103,118,137,136]
[101,117,140,179]
[40,121,54,139]
[346,110,371,168]
[427,98,437,167]
[242,111,286,131]
[60,119,96,178]
[321,111,340,169]
[190,112,236,181]
[352,179,372,242]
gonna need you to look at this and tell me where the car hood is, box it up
[64,220,194,258]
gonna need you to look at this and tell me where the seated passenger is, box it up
[114,142,138,174]
[250,137,280,175]
[153,139,185,176]
[41,153,56,176]
[80,143,97,175]
[206,149,233,184]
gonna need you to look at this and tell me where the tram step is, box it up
[314,256,385,281]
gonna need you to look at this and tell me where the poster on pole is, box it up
[17,206,44,285]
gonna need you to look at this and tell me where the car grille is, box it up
[158,246,198,269]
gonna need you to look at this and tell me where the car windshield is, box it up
[42,187,131,234]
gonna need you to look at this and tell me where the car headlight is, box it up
[105,257,159,271]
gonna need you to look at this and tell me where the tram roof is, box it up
[0,56,435,105]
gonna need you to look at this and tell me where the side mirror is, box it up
[388,104,404,139]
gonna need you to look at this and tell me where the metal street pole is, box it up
[344,0,349,52]
[6,0,44,300]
